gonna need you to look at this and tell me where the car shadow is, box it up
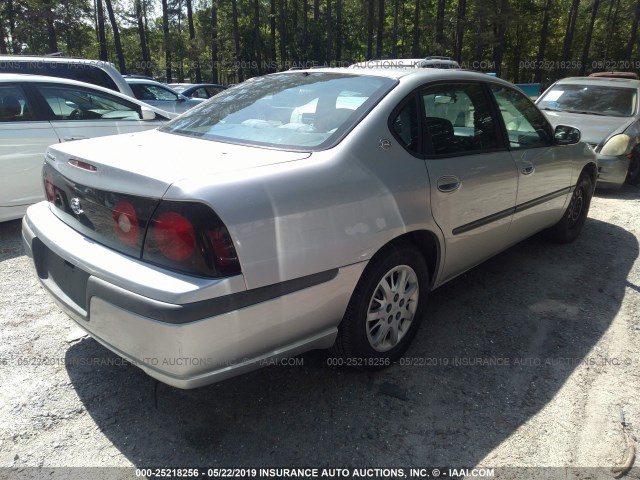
[65,216,636,467]
[0,218,25,262]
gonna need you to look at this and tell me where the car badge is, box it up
[378,138,391,150]
[70,197,84,215]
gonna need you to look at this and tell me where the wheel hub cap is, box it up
[366,265,419,352]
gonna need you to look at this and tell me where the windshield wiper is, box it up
[540,107,563,112]
[564,110,606,116]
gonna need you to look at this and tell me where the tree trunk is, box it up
[411,0,420,57]
[161,0,171,82]
[376,0,384,58]
[231,0,243,81]
[561,0,580,63]
[0,22,7,54]
[603,0,620,61]
[7,0,19,53]
[254,0,263,74]
[580,0,600,75]
[625,0,640,59]
[454,0,465,62]
[43,0,58,54]
[435,0,445,55]
[210,0,218,83]
[104,0,126,73]
[391,0,399,57]
[534,0,551,83]
[367,0,375,58]
[270,0,277,71]
[326,0,332,63]
[303,0,308,55]
[96,0,108,60]
[474,8,485,63]
[491,0,508,76]
[336,0,342,62]
[186,0,201,82]
[135,0,151,76]
[278,0,286,67]
[314,0,319,21]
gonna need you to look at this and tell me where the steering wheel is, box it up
[69,109,82,120]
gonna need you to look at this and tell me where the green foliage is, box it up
[1,0,639,85]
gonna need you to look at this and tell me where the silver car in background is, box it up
[537,76,640,188]
[23,69,596,388]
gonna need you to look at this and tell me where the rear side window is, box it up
[0,84,34,121]
[421,82,499,155]
[130,83,179,101]
[0,61,119,92]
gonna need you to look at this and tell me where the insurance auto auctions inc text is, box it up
[251,468,494,478]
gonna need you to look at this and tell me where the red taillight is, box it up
[209,228,236,266]
[152,212,196,261]
[142,201,241,278]
[111,201,140,246]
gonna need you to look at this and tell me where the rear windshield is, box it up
[538,83,638,117]
[160,72,396,150]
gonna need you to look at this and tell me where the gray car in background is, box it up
[537,76,640,188]
[125,77,203,114]
[23,69,596,388]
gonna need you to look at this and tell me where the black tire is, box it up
[625,150,640,185]
[544,173,593,243]
[331,243,429,368]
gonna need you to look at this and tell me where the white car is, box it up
[0,74,175,222]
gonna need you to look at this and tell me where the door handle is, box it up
[63,136,88,142]
[437,175,461,193]
[521,164,535,175]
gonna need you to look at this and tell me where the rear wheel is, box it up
[331,244,429,367]
[544,173,593,243]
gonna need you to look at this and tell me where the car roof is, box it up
[0,54,114,66]
[0,73,176,118]
[553,76,640,88]
[124,77,169,86]
[274,67,511,86]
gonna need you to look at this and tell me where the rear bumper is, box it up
[23,201,365,389]
[596,154,628,189]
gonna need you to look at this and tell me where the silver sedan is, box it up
[23,69,597,388]
[537,76,640,188]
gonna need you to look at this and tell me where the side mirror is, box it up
[177,96,187,102]
[554,125,581,145]
[140,107,157,120]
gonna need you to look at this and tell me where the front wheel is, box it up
[544,173,593,243]
[626,149,640,185]
[331,244,429,367]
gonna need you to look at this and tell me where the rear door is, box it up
[419,82,519,283]
[0,83,60,210]
[33,83,165,142]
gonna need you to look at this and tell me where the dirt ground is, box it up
[1,186,640,479]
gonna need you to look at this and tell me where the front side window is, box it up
[537,83,637,117]
[36,85,141,121]
[421,82,499,155]
[161,72,396,150]
[0,85,34,122]
[491,85,553,149]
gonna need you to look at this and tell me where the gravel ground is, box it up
[1,187,640,479]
